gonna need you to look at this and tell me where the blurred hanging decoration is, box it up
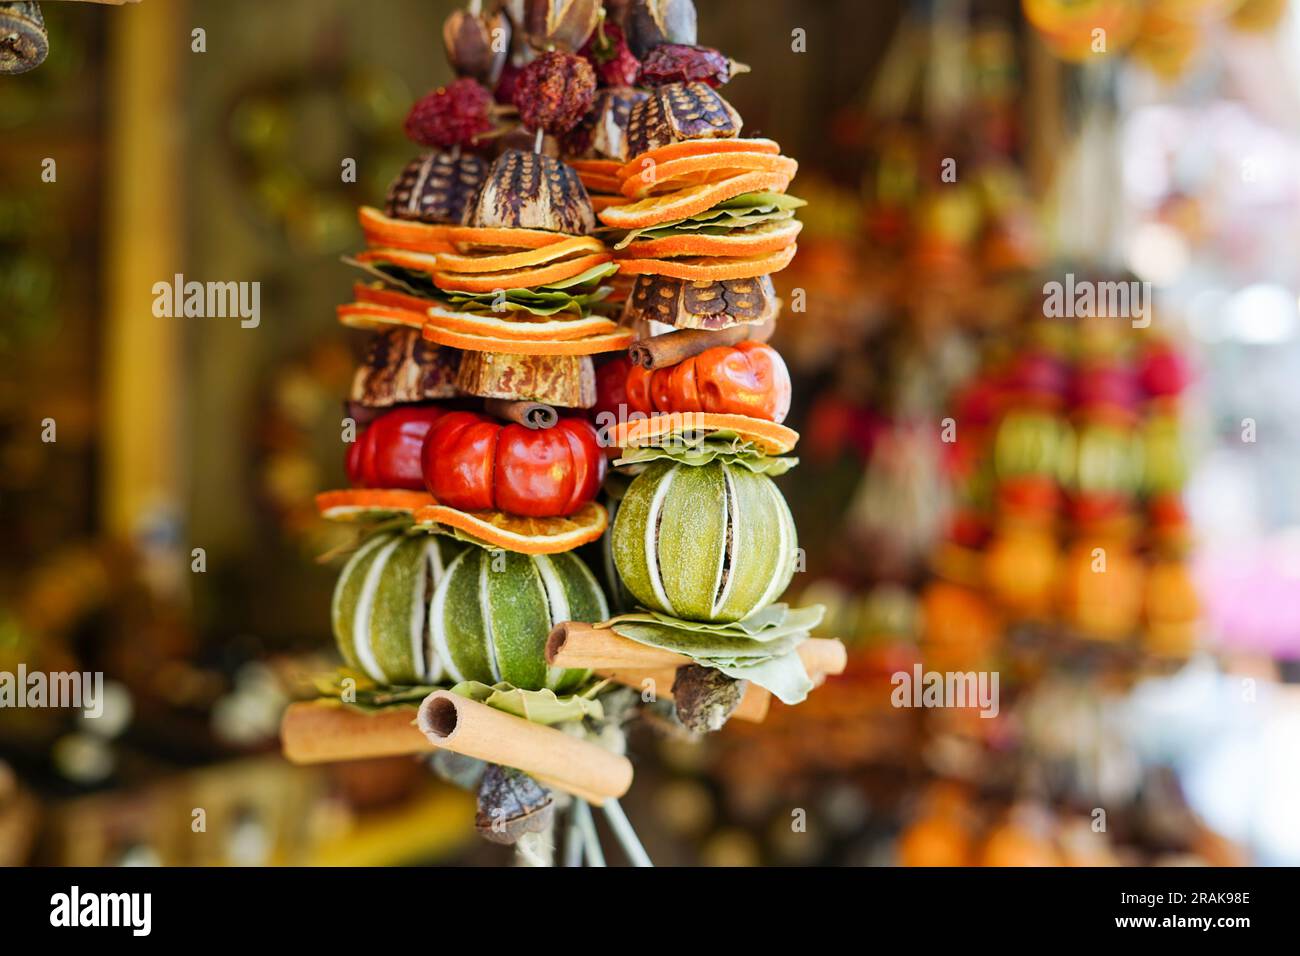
[1023,0,1290,80]
[923,304,1200,672]
[0,0,137,75]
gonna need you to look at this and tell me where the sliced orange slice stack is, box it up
[599,132,800,286]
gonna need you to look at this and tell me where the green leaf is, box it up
[709,653,814,705]
[715,191,807,211]
[599,603,825,704]
[615,429,798,476]
[310,668,608,723]
[608,193,804,249]
[449,681,606,724]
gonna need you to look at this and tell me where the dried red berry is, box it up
[639,43,738,88]
[578,21,640,87]
[403,78,494,149]
[513,50,597,136]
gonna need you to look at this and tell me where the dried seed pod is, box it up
[466,148,596,234]
[0,1,48,75]
[672,665,745,733]
[523,0,602,52]
[385,151,488,225]
[563,86,650,162]
[350,328,461,407]
[475,765,554,845]
[625,82,743,157]
[455,350,597,408]
[623,0,697,59]
[443,2,511,86]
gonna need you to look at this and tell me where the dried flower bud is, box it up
[443,4,511,86]
[523,0,603,52]
[623,0,697,59]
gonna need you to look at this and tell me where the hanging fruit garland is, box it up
[281,0,845,866]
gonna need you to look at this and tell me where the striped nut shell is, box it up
[332,530,606,691]
[625,82,743,159]
[623,273,777,330]
[465,149,596,235]
[385,151,488,225]
[612,460,797,623]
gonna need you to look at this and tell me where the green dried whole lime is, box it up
[612,460,797,623]
[332,531,604,691]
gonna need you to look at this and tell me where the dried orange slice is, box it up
[598,172,793,230]
[620,138,781,178]
[316,489,435,521]
[619,153,798,200]
[358,206,456,253]
[433,252,613,293]
[413,501,607,554]
[337,302,426,331]
[355,248,442,278]
[422,324,635,355]
[570,158,624,176]
[608,412,799,457]
[435,236,605,274]
[578,171,625,195]
[590,194,626,214]
[614,244,797,280]
[615,218,802,259]
[425,305,618,342]
[442,225,573,253]
[337,283,431,329]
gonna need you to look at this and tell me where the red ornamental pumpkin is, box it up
[421,411,605,518]
[346,406,448,490]
[625,342,792,423]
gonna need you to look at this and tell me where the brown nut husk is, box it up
[672,664,745,733]
[350,328,461,407]
[455,349,597,407]
[622,273,778,330]
[475,764,554,845]
[623,0,697,59]
[625,82,742,157]
[444,4,511,86]
[385,151,489,225]
[465,148,595,234]
[565,86,650,162]
[0,1,48,75]
[523,0,602,52]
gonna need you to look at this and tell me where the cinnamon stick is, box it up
[484,397,558,429]
[281,701,431,764]
[417,691,633,805]
[629,317,775,370]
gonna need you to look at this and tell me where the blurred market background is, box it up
[2,0,1299,866]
